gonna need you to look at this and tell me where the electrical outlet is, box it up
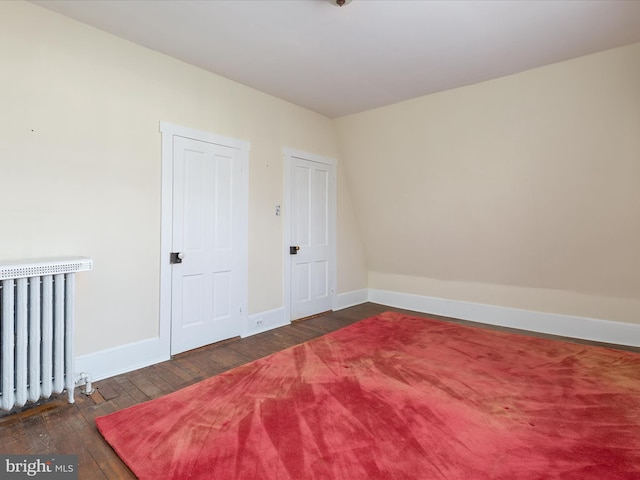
[255,318,264,327]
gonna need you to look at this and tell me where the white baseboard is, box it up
[243,307,289,337]
[334,289,369,310]
[75,337,169,383]
[369,289,640,348]
[74,307,291,383]
[76,288,638,384]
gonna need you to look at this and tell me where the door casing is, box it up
[159,122,249,356]
[283,147,337,322]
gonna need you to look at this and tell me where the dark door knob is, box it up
[289,246,300,255]
[170,252,184,264]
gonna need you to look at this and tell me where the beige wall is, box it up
[2,0,637,367]
[0,1,367,356]
[335,42,640,324]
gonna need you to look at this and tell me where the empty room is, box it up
[1,1,639,478]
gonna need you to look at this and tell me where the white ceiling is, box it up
[31,0,640,118]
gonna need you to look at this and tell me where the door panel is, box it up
[315,260,328,298]
[312,169,329,246]
[294,262,311,303]
[181,274,203,327]
[171,136,242,354]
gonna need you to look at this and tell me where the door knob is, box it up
[289,246,300,255]
[170,252,184,264]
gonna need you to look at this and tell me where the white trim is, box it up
[283,148,338,322]
[329,164,338,313]
[159,121,249,357]
[0,257,93,280]
[158,124,173,359]
[76,287,639,383]
[334,289,369,310]
[243,307,289,337]
[75,337,169,383]
[369,289,640,347]
[159,122,250,151]
[74,305,285,382]
[283,148,337,168]
[283,152,292,322]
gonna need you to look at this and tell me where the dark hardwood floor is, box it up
[1,302,638,479]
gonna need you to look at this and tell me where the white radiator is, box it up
[0,257,92,411]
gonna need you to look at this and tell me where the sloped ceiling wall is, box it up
[335,43,640,324]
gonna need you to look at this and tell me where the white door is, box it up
[170,135,244,354]
[287,153,336,320]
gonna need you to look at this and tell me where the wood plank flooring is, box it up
[1,302,637,479]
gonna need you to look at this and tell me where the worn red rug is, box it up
[96,312,640,479]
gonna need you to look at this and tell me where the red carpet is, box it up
[96,312,640,479]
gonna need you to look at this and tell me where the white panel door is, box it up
[171,136,243,354]
[289,156,335,320]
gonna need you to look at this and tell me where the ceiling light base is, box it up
[328,0,352,7]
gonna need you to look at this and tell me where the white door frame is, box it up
[159,122,249,356]
[283,147,337,322]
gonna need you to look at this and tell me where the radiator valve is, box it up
[76,372,95,396]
